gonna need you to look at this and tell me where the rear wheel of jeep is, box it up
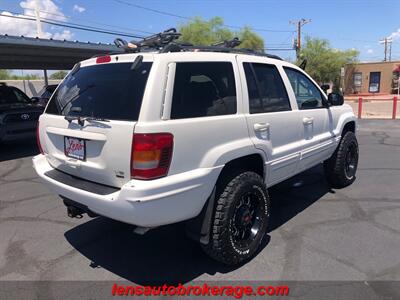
[202,171,270,265]
[324,131,359,188]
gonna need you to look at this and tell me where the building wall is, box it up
[344,61,400,95]
[0,80,61,97]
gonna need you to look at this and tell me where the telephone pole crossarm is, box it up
[290,18,311,59]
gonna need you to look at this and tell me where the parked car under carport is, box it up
[0,83,44,143]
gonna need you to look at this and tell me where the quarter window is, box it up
[284,67,325,109]
[170,62,237,119]
[243,63,291,114]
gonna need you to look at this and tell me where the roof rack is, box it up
[212,37,241,48]
[114,28,180,52]
[113,28,283,61]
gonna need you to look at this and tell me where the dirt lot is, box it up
[0,120,399,298]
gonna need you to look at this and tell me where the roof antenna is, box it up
[299,59,307,70]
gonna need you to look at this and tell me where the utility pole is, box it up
[380,37,393,62]
[290,18,311,59]
[34,0,48,87]
[34,0,42,38]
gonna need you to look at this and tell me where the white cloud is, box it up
[73,4,85,13]
[367,49,374,54]
[53,29,73,40]
[388,28,400,41]
[0,0,74,40]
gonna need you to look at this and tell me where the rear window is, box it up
[170,62,237,119]
[46,62,152,121]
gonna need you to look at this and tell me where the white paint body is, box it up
[33,52,356,227]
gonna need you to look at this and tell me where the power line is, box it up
[112,0,294,33]
[0,12,144,38]
[21,6,155,35]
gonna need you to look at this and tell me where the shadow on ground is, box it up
[0,140,38,162]
[65,165,332,284]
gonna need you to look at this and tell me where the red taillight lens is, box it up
[96,55,111,64]
[36,121,44,154]
[131,133,173,180]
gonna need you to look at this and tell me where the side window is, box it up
[12,88,30,103]
[284,67,324,109]
[243,63,291,114]
[170,62,237,119]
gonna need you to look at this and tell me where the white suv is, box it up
[33,39,358,265]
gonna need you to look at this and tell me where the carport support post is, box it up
[393,96,398,119]
[43,69,48,87]
[358,97,363,119]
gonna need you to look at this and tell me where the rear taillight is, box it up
[131,133,173,180]
[36,121,44,154]
[96,55,111,64]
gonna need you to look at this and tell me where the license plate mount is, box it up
[64,136,86,161]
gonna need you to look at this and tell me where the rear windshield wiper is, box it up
[65,115,110,126]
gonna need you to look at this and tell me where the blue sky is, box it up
[0,0,399,67]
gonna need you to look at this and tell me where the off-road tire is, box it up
[202,171,270,265]
[324,131,359,188]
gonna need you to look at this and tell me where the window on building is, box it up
[170,62,237,119]
[243,63,291,114]
[353,73,362,87]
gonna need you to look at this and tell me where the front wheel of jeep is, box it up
[324,131,359,188]
[201,171,270,265]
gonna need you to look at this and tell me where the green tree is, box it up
[50,70,68,80]
[11,73,41,80]
[0,70,41,80]
[298,37,359,90]
[0,70,11,80]
[237,26,264,51]
[179,17,264,51]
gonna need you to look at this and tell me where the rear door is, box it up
[237,57,302,186]
[40,55,153,187]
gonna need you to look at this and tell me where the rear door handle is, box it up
[254,122,270,131]
[303,117,314,125]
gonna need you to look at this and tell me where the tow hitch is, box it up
[67,206,84,218]
[62,197,98,219]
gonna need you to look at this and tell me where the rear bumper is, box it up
[32,154,222,227]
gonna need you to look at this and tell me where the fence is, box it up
[345,96,399,119]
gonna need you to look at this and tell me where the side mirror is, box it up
[321,84,330,94]
[30,97,40,103]
[328,93,344,106]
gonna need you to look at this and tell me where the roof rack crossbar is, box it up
[170,44,282,60]
[212,37,241,49]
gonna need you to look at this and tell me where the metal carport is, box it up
[0,34,124,84]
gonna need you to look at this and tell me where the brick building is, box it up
[343,61,400,95]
